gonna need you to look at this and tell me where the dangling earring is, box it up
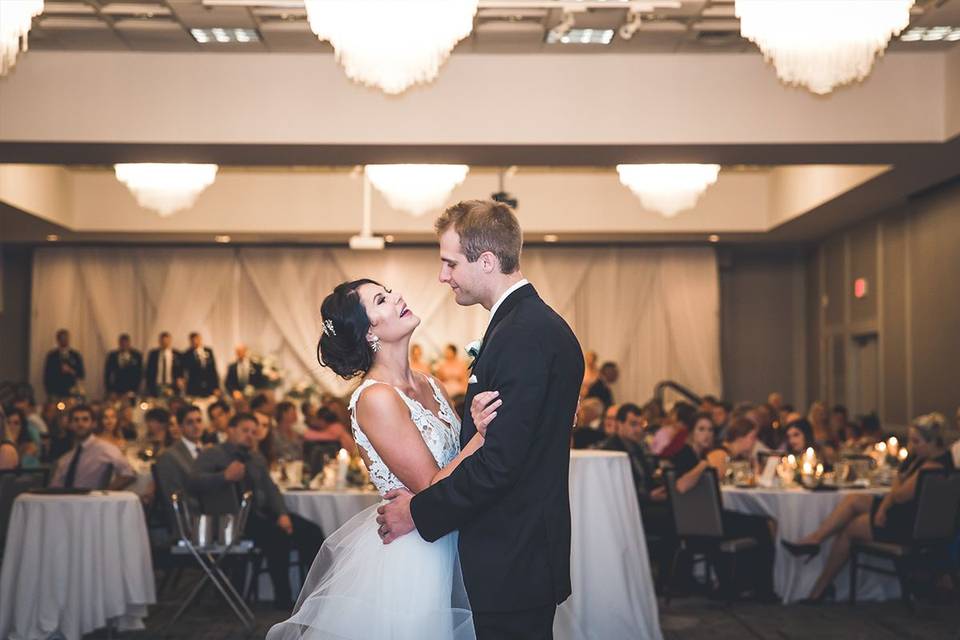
[369,335,381,353]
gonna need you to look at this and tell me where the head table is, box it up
[281,450,663,640]
[0,491,156,640]
[721,485,898,603]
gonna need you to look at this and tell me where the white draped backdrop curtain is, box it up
[30,247,722,403]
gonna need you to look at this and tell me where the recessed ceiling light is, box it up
[384,235,395,243]
[544,234,559,243]
[214,234,231,243]
[546,28,615,45]
[708,234,720,243]
[46,234,60,242]
[191,28,260,44]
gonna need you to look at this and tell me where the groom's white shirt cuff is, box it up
[488,278,529,322]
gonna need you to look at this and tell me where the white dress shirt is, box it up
[489,278,530,321]
[158,348,174,385]
[182,437,200,460]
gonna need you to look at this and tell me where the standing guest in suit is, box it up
[190,412,324,609]
[378,200,584,639]
[154,404,205,522]
[104,333,144,396]
[224,344,266,397]
[204,400,232,444]
[585,361,618,409]
[43,329,85,399]
[50,404,135,490]
[145,332,184,397]
[184,332,220,398]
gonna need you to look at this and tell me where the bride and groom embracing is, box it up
[268,200,584,640]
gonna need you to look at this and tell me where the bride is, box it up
[267,279,498,640]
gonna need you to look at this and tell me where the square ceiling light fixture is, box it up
[191,28,260,44]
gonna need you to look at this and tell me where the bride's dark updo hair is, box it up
[317,279,382,380]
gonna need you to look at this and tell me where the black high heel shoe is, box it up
[798,583,835,605]
[781,540,821,564]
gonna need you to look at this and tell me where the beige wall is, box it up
[0,165,73,227]
[0,51,949,146]
[946,46,960,139]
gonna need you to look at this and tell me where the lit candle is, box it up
[787,454,796,467]
[802,461,814,475]
[876,441,887,453]
[898,447,908,461]
[816,463,824,478]
[336,448,350,488]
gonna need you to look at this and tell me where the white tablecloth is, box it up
[556,450,662,640]
[0,491,156,640]
[722,486,899,603]
[282,488,381,534]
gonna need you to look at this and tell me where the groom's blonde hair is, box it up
[434,200,522,274]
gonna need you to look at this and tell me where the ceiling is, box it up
[28,0,960,55]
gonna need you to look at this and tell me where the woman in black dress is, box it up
[783,412,954,602]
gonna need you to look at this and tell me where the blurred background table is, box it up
[0,491,156,640]
[281,487,381,534]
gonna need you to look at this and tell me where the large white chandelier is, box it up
[1,0,43,76]
[365,164,469,216]
[616,164,721,218]
[304,0,478,95]
[114,163,219,217]
[735,0,914,95]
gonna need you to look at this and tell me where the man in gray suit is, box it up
[154,404,205,524]
[190,412,324,609]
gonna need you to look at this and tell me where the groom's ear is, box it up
[478,251,499,274]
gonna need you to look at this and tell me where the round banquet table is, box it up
[555,450,663,640]
[0,491,156,640]
[281,488,382,534]
[721,485,899,603]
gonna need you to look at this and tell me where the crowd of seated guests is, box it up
[571,355,960,601]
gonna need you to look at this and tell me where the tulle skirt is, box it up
[266,503,475,640]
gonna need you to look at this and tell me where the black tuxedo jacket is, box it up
[104,349,144,395]
[43,349,85,397]
[144,348,185,397]
[224,360,266,394]
[410,284,584,612]
[183,347,220,397]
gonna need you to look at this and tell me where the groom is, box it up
[377,200,584,639]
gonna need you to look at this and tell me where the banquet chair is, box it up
[662,467,756,605]
[168,491,257,630]
[850,469,960,611]
[0,468,48,566]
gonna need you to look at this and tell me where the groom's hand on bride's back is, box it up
[470,391,501,437]
[376,488,415,544]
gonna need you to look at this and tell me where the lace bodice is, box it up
[349,375,462,496]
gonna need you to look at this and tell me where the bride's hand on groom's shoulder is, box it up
[471,391,502,437]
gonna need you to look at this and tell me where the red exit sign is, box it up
[854,277,869,299]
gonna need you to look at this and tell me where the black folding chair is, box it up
[662,467,757,604]
[850,469,960,611]
[168,491,257,630]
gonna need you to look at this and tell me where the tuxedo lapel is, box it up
[471,283,537,371]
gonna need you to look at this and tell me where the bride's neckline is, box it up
[364,374,456,432]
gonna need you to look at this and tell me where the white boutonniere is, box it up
[465,339,482,367]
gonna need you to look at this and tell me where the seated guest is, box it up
[807,401,835,448]
[303,405,356,451]
[50,404,135,489]
[144,407,174,453]
[253,409,277,466]
[97,405,128,452]
[767,392,784,414]
[190,413,325,609]
[655,401,697,460]
[273,401,303,462]
[784,417,818,458]
[852,413,883,451]
[4,406,40,467]
[224,344,266,397]
[705,417,758,478]
[409,343,432,376]
[0,408,20,470]
[12,394,48,436]
[204,400,231,444]
[593,403,653,498]
[783,412,955,603]
[710,400,731,435]
[571,397,605,449]
[155,405,205,522]
[601,404,619,438]
[251,392,276,425]
[830,405,849,442]
[668,412,719,491]
[103,333,143,396]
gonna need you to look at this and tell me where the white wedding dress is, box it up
[266,376,475,640]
